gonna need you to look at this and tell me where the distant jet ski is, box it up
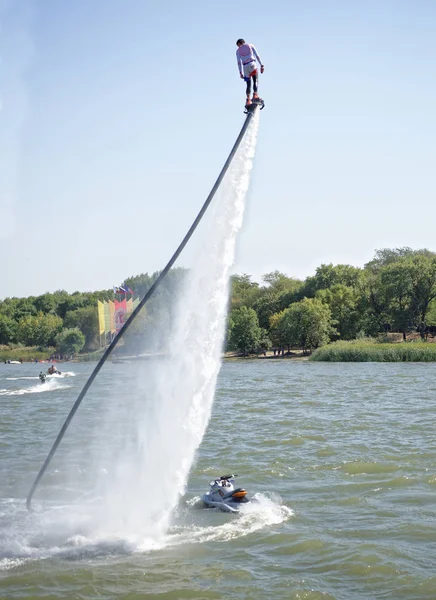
[202,474,254,513]
[47,365,61,376]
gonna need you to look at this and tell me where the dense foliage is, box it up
[55,328,86,356]
[1,248,436,358]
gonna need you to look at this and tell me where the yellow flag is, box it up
[126,298,133,316]
[109,300,116,333]
[97,301,105,335]
[104,301,110,334]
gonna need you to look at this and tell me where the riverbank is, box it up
[6,341,436,365]
[0,345,55,363]
[224,350,309,360]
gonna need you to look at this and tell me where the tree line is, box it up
[0,270,185,357]
[226,247,436,355]
[1,248,436,358]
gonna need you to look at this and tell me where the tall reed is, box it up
[311,340,436,362]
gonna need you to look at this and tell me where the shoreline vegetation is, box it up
[226,337,436,362]
[311,339,436,362]
[5,338,436,364]
[3,247,436,363]
[0,345,55,363]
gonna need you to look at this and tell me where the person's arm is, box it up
[252,45,264,73]
[236,50,243,78]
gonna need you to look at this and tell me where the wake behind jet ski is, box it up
[202,474,254,513]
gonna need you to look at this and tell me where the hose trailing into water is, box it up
[26,107,259,511]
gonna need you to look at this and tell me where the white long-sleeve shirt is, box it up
[236,43,263,76]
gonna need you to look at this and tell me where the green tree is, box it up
[401,255,436,336]
[379,261,414,337]
[258,327,272,354]
[56,293,88,319]
[230,274,260,309]
[316,284,361,340]
[269,310,289,350]
[243,272,303,332]
[0,315,18,344]
[252,292,281,330]
[364,252,436,338]
[227,306,262,355]
[298,263,363,299]
[270,298,336,353]
[359,269,391,335]
[259,272,303,321]
[262,271,302,295]
[365,247,434,271]
[64,306,99,350]
[124,268,186,303]
[0,298,18,319]
[11,299,38,321]
[34,293,57,314]
[55,328,85,356]
[16,313,63,347]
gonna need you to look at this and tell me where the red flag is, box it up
[114,299,127,333]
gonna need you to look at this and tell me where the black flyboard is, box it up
[244,97,265,114]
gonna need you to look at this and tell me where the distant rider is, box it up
[236,39,264,107]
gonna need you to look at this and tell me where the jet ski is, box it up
[47,366,61,376]
[202,474,252,513]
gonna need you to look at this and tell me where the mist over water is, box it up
[91,112,260,543]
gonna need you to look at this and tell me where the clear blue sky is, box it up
[1,0,435,298]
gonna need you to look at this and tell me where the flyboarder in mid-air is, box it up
[236,39,265,110]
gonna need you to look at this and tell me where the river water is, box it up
[0,360,435,599]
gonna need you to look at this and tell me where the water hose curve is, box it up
[26,107,258,511]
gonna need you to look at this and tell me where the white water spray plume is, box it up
[83,111,262,543]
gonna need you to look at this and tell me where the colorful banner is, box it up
[104,301,111,335]
[114,299,127,333]
[109,300,116,334]
[97,301,105,336]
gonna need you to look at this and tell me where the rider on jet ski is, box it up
[202,474,252,512]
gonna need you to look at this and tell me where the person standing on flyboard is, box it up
[236,38,265,107]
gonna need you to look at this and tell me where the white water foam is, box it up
[6,372,76,381]
[168,495,293,547]
[0,378,72,396]
[93,112,261,545]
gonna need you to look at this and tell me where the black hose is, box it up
[26,107,258,511]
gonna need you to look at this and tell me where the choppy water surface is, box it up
[1,360,435,599]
